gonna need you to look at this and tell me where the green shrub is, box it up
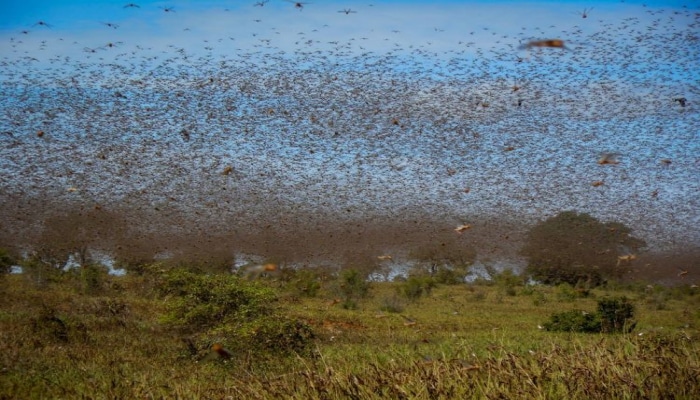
[543,296,636,333]
[433,266,466,285]
[338,269,371,308]
[247,317,316,356]
[491,269,523,296]
[556,283,578,302]
[21,254,62,287]
[597,297,636,333]
[543,310,601,333]
[532,290,547,306]
[159,268,276,331]
[79,264,110,295]
[400,275,436,302]
[286,268,321,298]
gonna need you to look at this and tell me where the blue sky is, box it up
[2,0,696,59]
[1,0,699,263]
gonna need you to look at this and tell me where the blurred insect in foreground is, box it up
[510,77,522,92]
[33,21,53,28]
[102,42,123,49]
[577,8,593,18]
[286,1,310,10]
[677,268,688,278]
[211,343,233,360]
[454,224,471,234]
[616,254,636,267]
[240,263,277,279]
[598,153,620,165]
[401,315,417,327]
[519,39,566,49]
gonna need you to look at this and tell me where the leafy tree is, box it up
[340,251,382,281]
[521,211,645,286]
[37,208,125,268]
[21,252,64,287]
[111,233,161,275]
[409,236,476,283]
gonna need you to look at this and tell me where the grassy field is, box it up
[1,268,698,399]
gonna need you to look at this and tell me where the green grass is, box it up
[1,272,699,399]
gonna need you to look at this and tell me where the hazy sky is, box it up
[1,0,698,262]
[2,0,697,61]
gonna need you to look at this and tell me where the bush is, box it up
[247,317,316,356]
[400,275,436,302]
[286,268,322,298]
[21,254,63,287]
[158,268,318,356]
[159,268,276,331]
[597,297,636,333]
[491,269,522,296]
[556,284,579,302]
[531,290,547,306]
[338,269,371,309]
[543,310,602,333]
[433,266,467,285]
[78,264,110,295]
[543,296,636,333]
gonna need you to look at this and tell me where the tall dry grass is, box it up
[1,272,698,399]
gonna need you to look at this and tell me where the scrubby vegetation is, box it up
[1,262,698,399]
[543,296,636,333]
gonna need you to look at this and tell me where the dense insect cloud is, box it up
[0,1,698,280]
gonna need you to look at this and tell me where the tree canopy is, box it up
[521,211,646,286]
[409,236,476,283]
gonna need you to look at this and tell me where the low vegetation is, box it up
[1,263,698,399]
